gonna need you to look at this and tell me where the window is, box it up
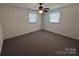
[49,12,60,23]
[29,13,37,23]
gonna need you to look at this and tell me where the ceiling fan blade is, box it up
[43,8,49,12]
[44,8,50,10]
[43,9,48,12]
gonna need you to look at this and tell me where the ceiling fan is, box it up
[38,3,50,14]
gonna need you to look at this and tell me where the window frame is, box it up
[28,13,37,24]
[49,11,61,24]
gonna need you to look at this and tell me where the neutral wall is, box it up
[0,22,3,54]
[43,4,79,40]
[0,5,42,39]
[0,8,3,54]
[0,4,79,40]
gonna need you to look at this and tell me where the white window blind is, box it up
[49,12,60,23]
[29,13,37,23]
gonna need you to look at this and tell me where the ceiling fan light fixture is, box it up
[38,3,49,14]
[39,10,43,14]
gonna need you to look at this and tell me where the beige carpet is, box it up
[1,30,79,56]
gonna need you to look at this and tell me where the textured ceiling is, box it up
[0,3,74,10]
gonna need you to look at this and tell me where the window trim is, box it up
[28,13,37,24]
[49,11,61,24]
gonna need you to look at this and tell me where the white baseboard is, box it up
[43,29,79,40]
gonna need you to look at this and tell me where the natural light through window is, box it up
[49,12,60,23]
[29,13,37,23]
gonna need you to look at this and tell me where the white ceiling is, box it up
[0,3,74,10]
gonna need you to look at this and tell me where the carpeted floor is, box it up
[1,30,79,56]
